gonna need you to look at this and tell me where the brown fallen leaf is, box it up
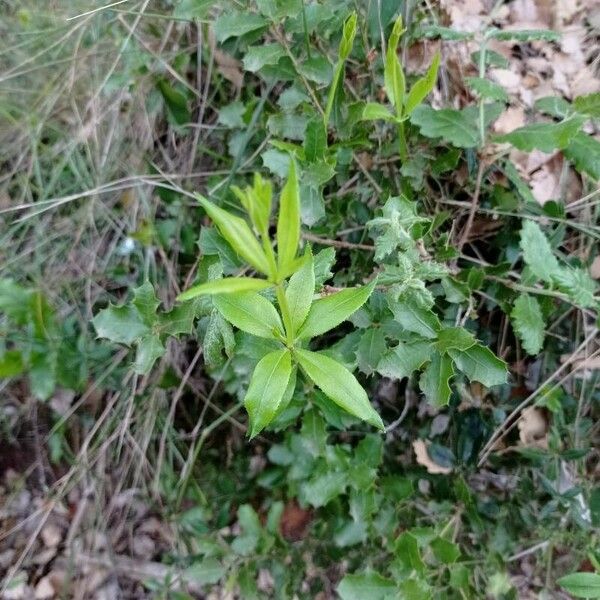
[280,500,312,542]
[413,439,452,474]
[493,106,526,134]
[517,407,548,449]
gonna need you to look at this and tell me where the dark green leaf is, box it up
[303,118,327,162]
[497,117,583,152]
[213,12,267,42]
[564,132,600,180]
[419,352,454,407]
[356,328,387,375]
[337,571,397,600]
[448,343,507,387]
[436,327,477,353]
[242,44,285,73]
[376,340,432,380]
[388,297,441,339]
[134,333,165,374]
[92,304,149,345]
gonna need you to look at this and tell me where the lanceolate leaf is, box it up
[276,160,300,276]
[214,292,284,339]
[419,352,454,407]
[244,349,292,437]
[511,294,545,355]
[405,51,440,115]
[448,343,507,387]
[285,249,315,335]
[197,196,271,276]
[384,16,406,112]
[297,281,375,339]
[296,349,384,429]
[178,277,272,301]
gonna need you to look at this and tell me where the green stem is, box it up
[477,39,487,147]
[397,120,409,163]
[324,61,343,129]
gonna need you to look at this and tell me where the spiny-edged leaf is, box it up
[384,15,406,112]
[276,159,300,276]
[285,248,315,335]
[511,294,545,355]
[337,571,397,600]
[295,349,384,429]
[313,247,336,288]
[388,296,441,339]
[356,328,387,375]
[213,12,267,43]
[302,471,347,508]
[159,302,197,336]
[557,572,600,598]
[496,117,583,152]
[376,339,432,380]
[134,333,165,374]
[298,281,375,339]
[411,105,479,147]
[213,292,284,339]
[564,132,600,180]
[197,196,271,276]
[552,268,598,308]
[448,343,507,387]
[420,352,454,407]
[405,51,440,115]
[242,43,285,73]
[573,92,600,117]
[361,102,396,122]
[436,327,477,353]
[133,282,160,325]
[0,351,24,378]
[304,118,327,162]
[92,304,149,345]
[244,348,292,437]
[488,29,560,42]
[519,220,560,282]
[178,277,272,301]
[465,76,509,102]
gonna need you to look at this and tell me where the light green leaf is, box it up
[405,51,440,115]
[197,196,271,276]
[435,327,477,353]
[213,292,284,339]
[465,76,509,102]
[302,471,347,508]
[411,105,479,147]
[337,571,397,600]
[285,248,315,335]
[92,304,149,345]
[430,537,461,564]
[535,96,572,118]
[520,220,560,283]
[242,43,285,73]
[497,117,583,152]
[159,303,197,336]
[488,29,560,42]
[573,92,600,117]
[213,12,267,43]
[564,133,600,180]
[276,160,300,276]
[295,349,384,429]
[376,340,432,380]
[134,333,165,374]
[361,102,396,122]
[388,297,441,339]
[244,349,292,437]
[178,277,272,301]
[339,12,357,60]
[0,351,24,378]
[419,352,454,407]
[185,558,226,586]
[552,268,597,308]
[511,294,545,355]
[557,572,600,598]
[384,15,406,112]
[448,343,507,387]
[304,118,327,162]
[298,281,375,339]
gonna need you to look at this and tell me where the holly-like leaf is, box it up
[435,327,477,353]
[197,196,271,276]
[337,571,397,600]
[511,294,545,355]
[132,282,160,325]
[285,248,315,335]
[178,277,272,301]
[520,220,560,283]
[295,349,384,429]
[419,352,454,407]
[448,343,507,387]
[388,296,441,339]
[356,328,387,375]
[92,304,149,345]
[376,340,432,380]
[497,117,583,152]
[134,333,165,374]
[214,292,284,339]
[298,281,375,339]
[244,348,292,437]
